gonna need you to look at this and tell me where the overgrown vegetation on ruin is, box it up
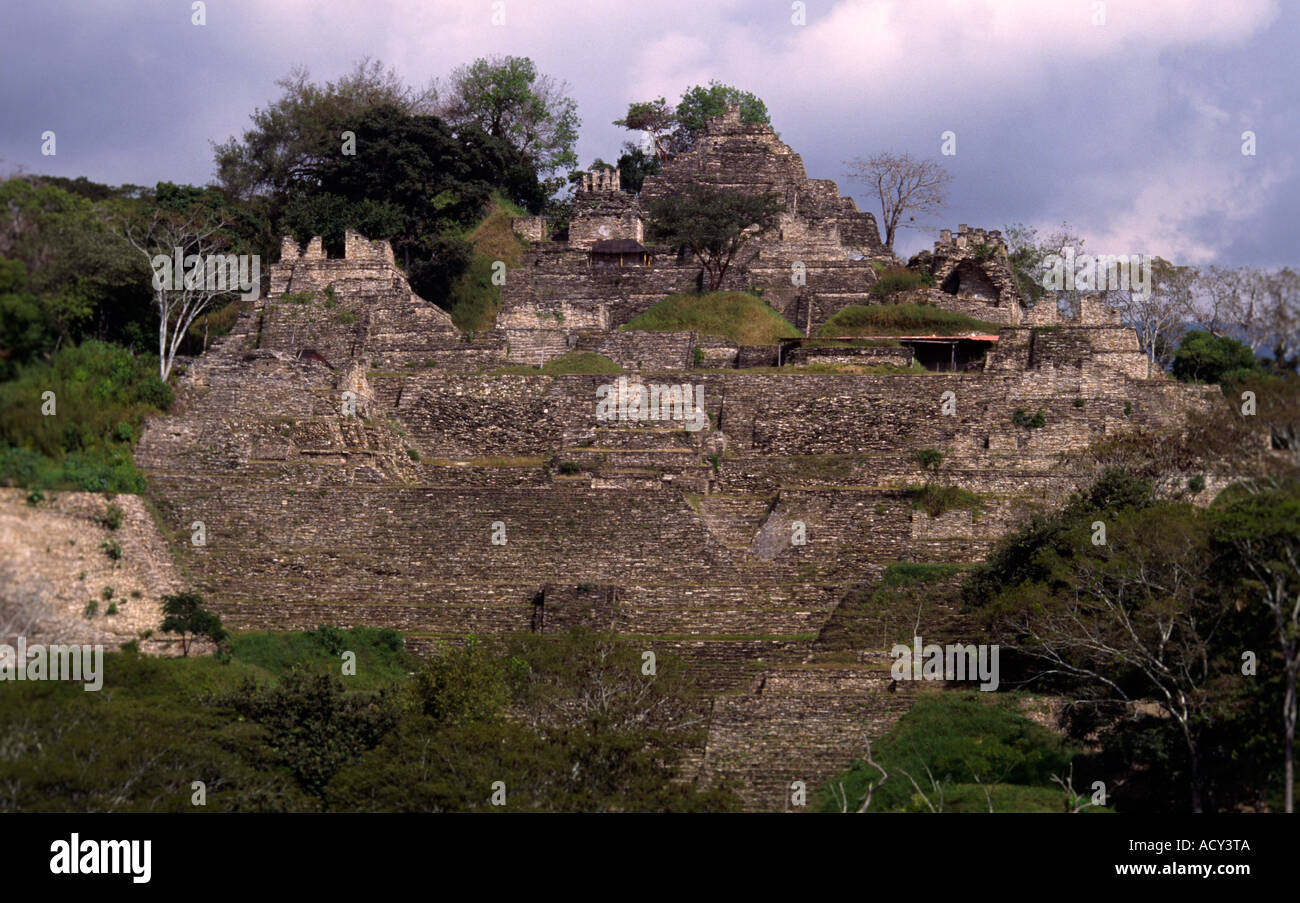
[443,196,530,333]
[963,468,1300,812]
[622,291,802,344]
[493,351,622,375]
[818,303,1002,337]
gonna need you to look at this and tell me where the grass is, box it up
[906,483,985,517]
[622,291,803,345]
[870,267,928,296]
[491,352,623,376]
[882,562,969,586]
[800,338,903,349]
[815,562,969,654]
[445,196,529,334]
[818,304,1002,337]
[228,626,414,692]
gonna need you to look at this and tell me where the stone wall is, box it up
[926,225,1024,326]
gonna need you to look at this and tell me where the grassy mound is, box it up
[622,291,803,345]
[819,303,1002,337]
[445,195,529,334]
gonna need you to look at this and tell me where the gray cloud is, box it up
[0,0,1293,266]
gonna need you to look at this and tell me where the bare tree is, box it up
[1004,221,1089,314]
[1211,486,1300,812]
[122,207,235,382]
[1193,266,1276,352]
[844,153,951,251]
[992,506,1224,811]
[1262,267,1300,369]
[830,739,888,812]
[1110,257,1196,378]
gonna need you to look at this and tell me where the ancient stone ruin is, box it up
[136,107,1213,810]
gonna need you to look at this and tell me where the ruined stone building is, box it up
[135,107,1213,810]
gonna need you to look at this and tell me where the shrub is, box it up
[907,483,984,517]
[106,602,118,615]
[101,586,114,601]
[83,600,97,618]
[413,638,509,726]
[406,448,420,462]
[558,461,581,475]
[223,671,398,800]
[100,539,122,560]
[25,488,43,506]
[1012,408,1046,428]
[102,503,124,530]
[0,341,170,493]
[913,448,944,473]
[160,590,228,655]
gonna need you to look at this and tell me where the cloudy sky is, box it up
[2,0,1295,264]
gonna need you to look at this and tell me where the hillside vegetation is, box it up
[0,341,172,492]
[622,291,803,344]
[0,627,741,812]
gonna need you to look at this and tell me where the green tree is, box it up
[224,671,398,803]
[160,591,228,655]
[0,260,52,380]
[673,82,770,151]
[966,472,1232,811]
[412,637,509,726]
[614,143,661,194]
[213,58,430,206]
[645,185,783,290]
[1209,481,1300,812]
[1172,330,1262,385]
[434,55,580,195]
[0,177,150,353]
[613,97,677,162]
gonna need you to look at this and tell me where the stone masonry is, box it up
[133,108,1218,810]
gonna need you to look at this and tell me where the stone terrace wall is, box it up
[138,225,1215,810]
